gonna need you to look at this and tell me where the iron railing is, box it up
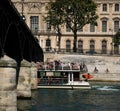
[42,48,120,55]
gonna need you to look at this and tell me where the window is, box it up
[114,44,119,54]
[66,40,71,52]
[78,40,83,53]
[114,21,119,32]
[101,40,107,54]
[86,40,96,54]
[102,4,107,12]
[115,4,119,12]
[30,16,39,32]
[46,38,51,51]
[90,40,95,52]
[90,23,95,32]
[102,21,107,32]
[46,22,51,31]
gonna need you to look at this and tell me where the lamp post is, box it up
[21,0,26,21]
[109,28,114,55]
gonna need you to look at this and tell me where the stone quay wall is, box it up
[44,53,120,82]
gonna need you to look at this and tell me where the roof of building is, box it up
[0,0,44,62]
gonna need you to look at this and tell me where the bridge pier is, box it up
[0,57,17,111]
[17,60,38,98]
[17,60,32,98]
[31,62,38,90]
[0,56,38,110]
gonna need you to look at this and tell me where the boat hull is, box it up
[37,81,91,89]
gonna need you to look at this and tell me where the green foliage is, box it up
[44,0,64,31]
[61,0,98,31]
[44,0,98,52]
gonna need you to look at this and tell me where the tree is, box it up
[43,0,64,51]
[44,0,98,52]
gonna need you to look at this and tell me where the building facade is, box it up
[12,0,120,55]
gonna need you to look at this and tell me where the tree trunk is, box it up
[58,34,61,52]
[57,27,61,52]
[73,30,77,52]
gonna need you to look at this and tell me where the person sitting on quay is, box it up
[105,68,109,73]
[94,66,98,73]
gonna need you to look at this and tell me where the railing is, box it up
[37,66,87,72]
[38,77,68,85]
[32,29,116,36]
[43,48,120,55]
[32,30,57,35]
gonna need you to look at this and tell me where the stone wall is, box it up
[44,53,120,81]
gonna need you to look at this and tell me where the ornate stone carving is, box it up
[28,2,42,12]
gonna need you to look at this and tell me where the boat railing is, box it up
[37,77,68,85]
[36,61,88,72]
[37,66,88,72]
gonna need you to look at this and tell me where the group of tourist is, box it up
[36,60,88,72]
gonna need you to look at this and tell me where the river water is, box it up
[17,82,120,111]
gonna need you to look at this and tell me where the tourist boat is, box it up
[37,68,92,89]
[36,61,92,89]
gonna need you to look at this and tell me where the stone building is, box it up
[12,0,120,55]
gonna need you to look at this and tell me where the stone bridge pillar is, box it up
[17,60,32,98]
[0,56,17,111]
[31,62,38,90]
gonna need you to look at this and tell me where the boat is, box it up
[37,61,92,89]
[37,70,92,89]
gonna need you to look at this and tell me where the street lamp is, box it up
[21,0,26,21]
[109,28,114,55]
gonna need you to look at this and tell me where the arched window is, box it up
[113,17,120,32]
[114,43,119,54]
[115,4,119,12]
[66,40,71,52]
[90,40,95,52]
[114,21,119,32]
[86,40,95,54]
[101,40,107,54]
[46,38,51,51]
[101,17,108,32]
[102,21,107,32]
[78,40,83,53]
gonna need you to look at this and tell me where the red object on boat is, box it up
[37,78,40,83]
[82,73,93,79]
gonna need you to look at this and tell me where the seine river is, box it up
[17,82,120,111]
